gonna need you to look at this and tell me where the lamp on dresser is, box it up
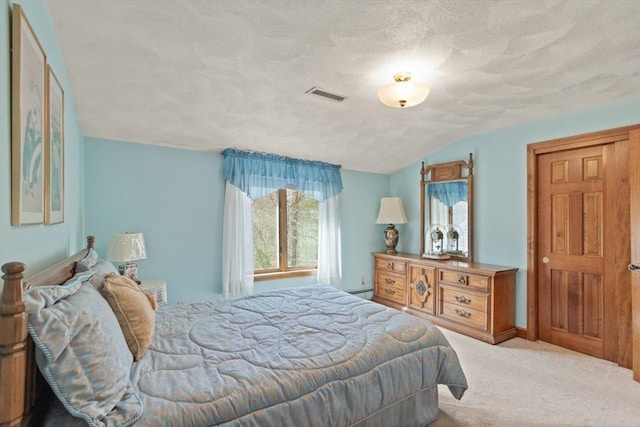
[107,232,147,283]
[375,197,408,254]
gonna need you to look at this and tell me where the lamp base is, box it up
[383,224,399,254]
[118,262,139,282]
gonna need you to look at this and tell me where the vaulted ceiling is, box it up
[45,0,640,173]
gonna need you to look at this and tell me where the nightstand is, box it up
[139,280,167,307]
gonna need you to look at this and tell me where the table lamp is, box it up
[375,197,408,254]
[107,232,147,283]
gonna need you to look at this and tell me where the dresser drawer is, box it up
[441,302,488,331]
[440,286,488,313]
[376,283,405,304]
[375,271,405,304]
[375,270,405,290]
[375,258,406,274]
[439,269,489,291]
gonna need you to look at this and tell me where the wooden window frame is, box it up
[254,189,317,281]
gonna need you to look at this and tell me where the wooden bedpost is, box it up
[0,262,28,426]
[87,235,95,249]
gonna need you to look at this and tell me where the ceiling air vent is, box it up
[305,87,346,103]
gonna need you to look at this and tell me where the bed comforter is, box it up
[124,285,467,426]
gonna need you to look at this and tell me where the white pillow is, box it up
[74,249,120,290]
[76,248,99,270]
[24,272,143,427]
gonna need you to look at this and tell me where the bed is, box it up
[0,237,467,427]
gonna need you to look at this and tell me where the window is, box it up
[221,148,343,295]
[253,188,319,278]
[430,197,468,254]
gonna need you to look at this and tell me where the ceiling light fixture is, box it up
[377,72,430,108]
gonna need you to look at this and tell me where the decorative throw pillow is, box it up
[102,273,157,361]
[23,270,92,311]
[24,273,142,427]
[75,250,120,290]
[75,248,99,271]
[87,259,120,290]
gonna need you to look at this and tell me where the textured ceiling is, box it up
[45,0,640,174]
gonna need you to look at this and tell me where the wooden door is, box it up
[537,144,616,360]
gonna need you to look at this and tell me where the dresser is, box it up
[372,252,518,344]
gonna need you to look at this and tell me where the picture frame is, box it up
[11,4,47,226]
[45,66,65,224]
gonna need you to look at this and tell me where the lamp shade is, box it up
[377,72,430,108]
[376,197,408,225]
[107,233,147,262]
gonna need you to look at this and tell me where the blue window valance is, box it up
[427,181,467,207]
[222,148,343,202]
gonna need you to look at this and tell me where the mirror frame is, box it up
[420,153,474,262]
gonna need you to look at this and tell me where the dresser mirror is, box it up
[420,154,473,262]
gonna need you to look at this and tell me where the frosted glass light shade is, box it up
[377,72,430,108]
[107,233,147,262]
[376,197,408,225]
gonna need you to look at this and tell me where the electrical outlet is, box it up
[360,276,365,287]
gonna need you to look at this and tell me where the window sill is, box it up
[254,269,317,282]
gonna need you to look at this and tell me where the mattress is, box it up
[46,285,467,426]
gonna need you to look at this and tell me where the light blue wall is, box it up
[84,138,390,304]
[8,0,635,325]
[0,0,84,280]
[84,138,224,304]
[391,98,640,328]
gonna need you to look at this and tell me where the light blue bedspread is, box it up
[129,285,467,426]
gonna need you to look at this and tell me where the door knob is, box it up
[629,264,640,271]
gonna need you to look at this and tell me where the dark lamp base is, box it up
[383,224,400,254]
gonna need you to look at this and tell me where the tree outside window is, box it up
[253,189,318,276]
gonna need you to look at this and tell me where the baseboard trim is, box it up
[516,327,528,339]
[346,288,374,295]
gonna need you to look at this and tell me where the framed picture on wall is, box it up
[45,66,64,224]
[11,4,47,226]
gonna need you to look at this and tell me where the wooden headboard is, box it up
[0,236,95,426]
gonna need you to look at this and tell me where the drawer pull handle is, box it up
[385,278,395,285]
[386,262,393,270]
[455,308,471,318]
[385,289,396,296]
[455,296,471,304]
[457,275,467,285]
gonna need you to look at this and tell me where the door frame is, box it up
[526,125,640,366]
[630,128,640,381]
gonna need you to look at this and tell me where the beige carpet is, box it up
[431,328,640,427]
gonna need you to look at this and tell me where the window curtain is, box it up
[317,194,342,285]
[430,196,449,229]
[222,148,343,202]
[221,181,254,297]
[427,181,467,207]
[222,148,344,293]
